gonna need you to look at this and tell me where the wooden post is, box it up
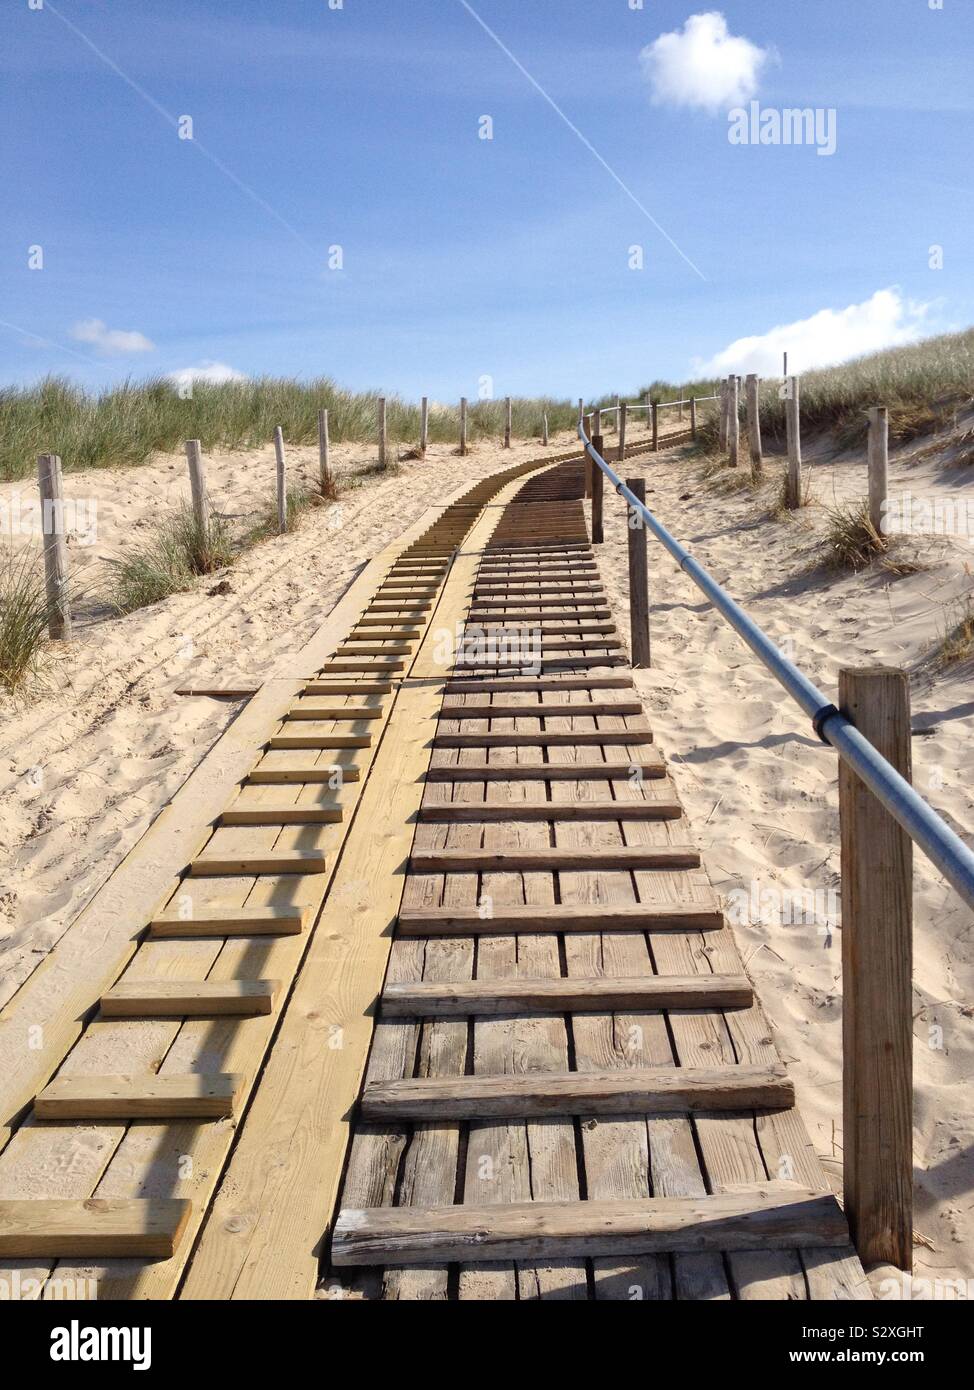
[587,409,601,499]
[626,477,650,668]
[317,410,330,494]
[36,453,71,641]
[618,402,628,464]
[590,435,604,544]
[274,428,288,534]
[420,396,429,457]
[583,415,593,497]
[504,396,512,450]
[718,379,728,451]
[785,376,802,510]
[690,397,698,440]
[728,376,740,467]
[613,396,620,433]
[542,412,549,447]
[746,375,763,477]
[184,439,210,531]
[651,403,659,452]
[868,406,889,536]
[378,397,388,470]
[644,394,652,432]
[459,398,468,457]
[839,666,913,1272]
[577,398,584,430]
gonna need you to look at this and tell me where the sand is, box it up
[2,416,972,1298]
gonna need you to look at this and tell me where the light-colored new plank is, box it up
[189,850,327,876]
[148,905,309,937]
[100,980,278,1018]
[0,1199,192,1259]
[35,1074,243,1120]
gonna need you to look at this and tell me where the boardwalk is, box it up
[0,448,869,1301]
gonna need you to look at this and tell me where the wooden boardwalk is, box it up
[0,449,870,1300]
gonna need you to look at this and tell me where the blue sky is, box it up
[1,0,971,399]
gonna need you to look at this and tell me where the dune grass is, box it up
[0,549,64,694]
[822,502,889,571]
[941,600,974,664]
[107,506,233,613]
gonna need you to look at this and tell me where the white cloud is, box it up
[640,11,771,113]
[166,361,247,389]
[71,318,156,355]
[694,289,934,378]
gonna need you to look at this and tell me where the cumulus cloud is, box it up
[694,290,933,377]
[166,361,247,389]
[640,11,771,113]
[71,318,155,355]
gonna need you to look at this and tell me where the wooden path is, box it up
[0,446,870,1300]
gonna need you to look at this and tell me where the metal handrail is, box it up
[578,420,974,911]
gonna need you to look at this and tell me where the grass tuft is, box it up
[940,600,974,664]
[0,549,62,694]
[108,506,233,613]
[822,502,888,571]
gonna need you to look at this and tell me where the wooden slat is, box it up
[248,765,360,784]
[35,1074,244,1120]
[269,733,372,749]
[303,681,393,694]
[397,903,725,935]
[418,799,682,823]
[361,1064,794,1120]
[148,905,309,937]
[440,702,641,719]
[0,1199,192,1259]
[444,676,632,693]
[424,759,665,782]
[220,804,343,826]
[433,730,652,748]
[189,850,327,875]
[411,846,699,872]
[287,705,385,720]
[332,1188,847,1266]
[100,979,278,1018]
[381,974,753,1017]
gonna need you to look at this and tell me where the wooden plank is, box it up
[287,705,385,720]
[35,1074,243,1120]
[0,1199,192,1259]
[361,1064,794,1120]
[332,1188,847,1266]
[248,765,361,784]
[189,850,327,876]
[100,980,278,1018]
[381,975,753,1017]
[397,903,724,935]
[148,905,309,937]
[410,846,700,872]
[433,730,652,748]
[220,804,343,826]
[418,799,682,823]
[444,676,631,693]
[269,734,372,749]
[441,702,641,719]
[423,759,665,782]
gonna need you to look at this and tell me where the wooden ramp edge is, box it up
[185,459,869,1302]
[0,453,568,1295]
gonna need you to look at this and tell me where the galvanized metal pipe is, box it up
[579,423,974,911]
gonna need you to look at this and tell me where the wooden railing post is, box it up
[274,427,288,534]
[868,406,889,536]
[746,374,763,477]
[542,411,549,447]
[587,409,601,499]
[420,396,429,457]
[690,396,697,440]
[728,376,740,467]
[582,415,592,497]
[459,397,468,457]
[184,439,210,531]
[378,397,387,469]
[590,435,604,543]
[317,410,331,494]
[626,477,650,668]
[839,666,913,1272]
[618,402,628,464]
[719,379,729,451]
[785,376,802,509]
[36,453,71,641]
[651,403,659,452]
[504,396,512,450]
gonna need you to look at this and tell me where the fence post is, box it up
[36,453,71,641]
[626,477,650,668]
[582,415,593,497]
[504,396,512,449]
[652,403,659,452]
[613,396,621,432]
[839,666,914,1272]
[420,396,429,457]
[317,410,331,494]
[868,406,889,536]
[377,397,387,469]
[644,394,652,432]
[184,439,210,531]
[587,409,601,499]
[690,396,698,440]
[590,434,604,543]
[274,427,288,534]
[578,398,584,430]
[746,374,763,477]
[542,412,549,447]
[459,397,468,456]
[719,379,729,451]
[618,402,628,464]
[728,376,740,467]
[785,376,802,509]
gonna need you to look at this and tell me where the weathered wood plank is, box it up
[381,974,753,1016]
[397,903,724,935]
